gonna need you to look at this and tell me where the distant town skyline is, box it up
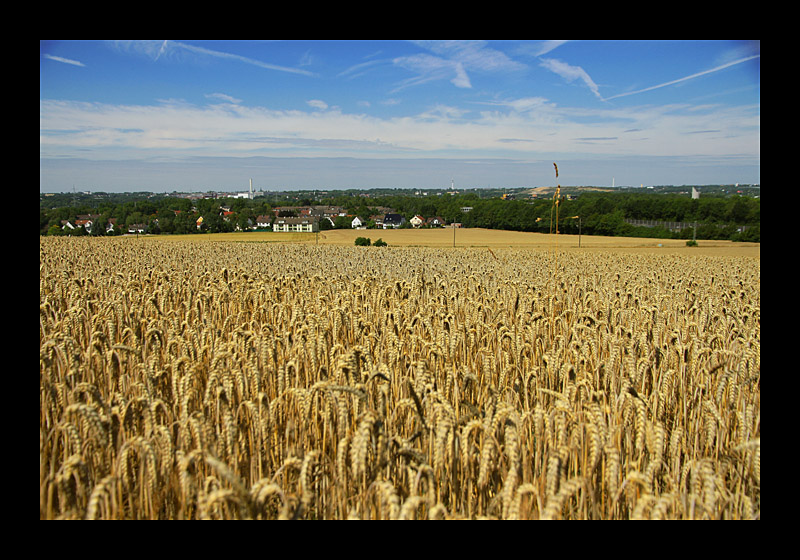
[41,40,760,192]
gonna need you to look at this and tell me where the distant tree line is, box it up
[340,191,760,242]
[40,189,759,242]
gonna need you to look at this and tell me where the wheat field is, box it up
[39,235,760,519]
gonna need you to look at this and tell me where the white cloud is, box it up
[306,99,328,110]
[413,40,525,72]
[539,57,601,99]
[392,53,472,91]
[534,40,569,56]
[392,41,525,92]
[451,62,471,88]
[154,40,168,61]
[39,94,759,164]
[205,93,242,104]
[338,58,389,78]
[417,104,469,120]
[496,97,557,114]
[43,54,86,67]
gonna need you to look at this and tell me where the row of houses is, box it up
[265,213,417,233]
[60,209,450,235]
[270,214,452,233]
[410,215,446,228]
[60,215,145,235]
[350,213,407,229]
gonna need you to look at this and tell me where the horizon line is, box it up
[41,183,762,195]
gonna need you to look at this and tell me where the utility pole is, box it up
[691,186,699,244]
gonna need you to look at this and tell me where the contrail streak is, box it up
[603,54,760,101]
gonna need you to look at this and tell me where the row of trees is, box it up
[40,189,760,242]
[353,191,760,242]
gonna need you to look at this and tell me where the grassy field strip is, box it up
[141,228,759,258]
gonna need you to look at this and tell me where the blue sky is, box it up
[40,40,760,192]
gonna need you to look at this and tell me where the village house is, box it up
[425,216,446,227]
[409,215,424,228]
[61,214,118,234]
[351,216,365,229]
[370,214,384,228]
[75,213,111,233]
[272,216,320,233]
[75,217,94,230]
[382,214,405,229]
[255,215,272,229]
[308,205,345,218]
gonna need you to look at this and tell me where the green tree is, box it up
[334,215,351,229]
[173,211,196,234]
[725,196,751,224]
[157,212,175,234]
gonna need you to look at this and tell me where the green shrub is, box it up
[355,237,371,246]
[373,238,387,247]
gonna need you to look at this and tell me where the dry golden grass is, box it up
[40,235,760,519]
[155,228,760,258]
[318,228,760,257]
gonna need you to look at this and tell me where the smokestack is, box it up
[250,178,253,199]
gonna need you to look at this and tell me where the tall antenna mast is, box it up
[551,163,561,300]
